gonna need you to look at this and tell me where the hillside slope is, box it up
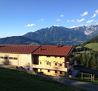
[84,35,98,51]
[0,67,83,91]
[85,43,98,51]
[0,36,40,45]
[86,35,98,43]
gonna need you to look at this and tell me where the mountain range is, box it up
[85,35,98,44]
[0,25,98,45]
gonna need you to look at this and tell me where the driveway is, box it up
[38,75,98,91]
[59,78,98,91]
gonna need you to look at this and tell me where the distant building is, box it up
[0,45,74,76]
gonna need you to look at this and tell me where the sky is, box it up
[0,0,98,37]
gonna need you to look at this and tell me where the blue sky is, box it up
[0,0,98,37]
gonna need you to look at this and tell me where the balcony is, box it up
[32,64,67,72]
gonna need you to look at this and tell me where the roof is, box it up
[33,45,74,57]
[0,45,74,56]
[0,45,40,54]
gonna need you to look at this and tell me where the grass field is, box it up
[0,67,85,91]
[85,43,98,51]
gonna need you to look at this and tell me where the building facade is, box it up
[0,45,74,76]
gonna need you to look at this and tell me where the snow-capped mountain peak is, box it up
[84,30,94,35]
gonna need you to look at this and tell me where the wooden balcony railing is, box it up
[32,64,67,71]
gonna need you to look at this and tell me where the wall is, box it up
[0,52,69,76]
[37,56,67,76]
[0,53,32,67]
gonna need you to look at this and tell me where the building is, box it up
[0,45,40,67]
[0,45,74,76]
[33,45,74,76]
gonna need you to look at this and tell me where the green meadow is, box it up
[85,43,98,51]
[0,67,85,91]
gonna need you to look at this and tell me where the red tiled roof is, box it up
[0,45,40,54]
[0,45,74,56]
[33,45,74,57]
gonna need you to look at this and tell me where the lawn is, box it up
[91,78,98,85]
[0,67,85,91]
[85,43,98,51]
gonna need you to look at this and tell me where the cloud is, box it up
[25,23,35,27]
[95,9,98,14]
[86,19,94,23]
[56,18,61,22]
[77,18,85,22]
[92,14,96,18]
[53,25,60,26]
[92,9,98,18]
[81,11,88,17]
[60,14,64,18]
[67,18,85,23]
[67,19,75,22]
[56,14,64,22]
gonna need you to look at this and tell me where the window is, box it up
[46,61,51,66]
[46,61,48,65]
[55,70,57,73]
[4,56,8,59]
[13,57,18,60]
[40,62,42,64]
[48,70,50,72]
[60,71,63,74]
[0,56,18,60]
[55,63,57,66]
[0,57,4,59]
[9,57,13,59]
[59,64,62,66]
